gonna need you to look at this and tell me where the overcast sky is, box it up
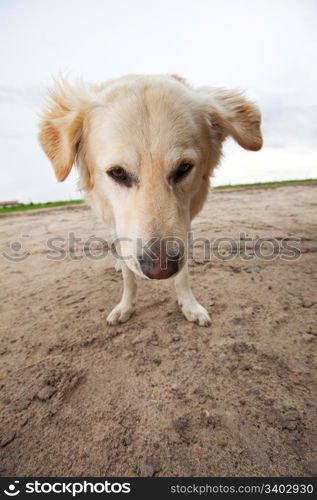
[0,0,316,203]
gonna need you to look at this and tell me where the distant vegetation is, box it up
[214,178,317,190]
[0,179,316,214]
[0,199,83,214]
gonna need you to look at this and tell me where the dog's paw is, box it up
[180,302,211,327]
[106,303,134,325]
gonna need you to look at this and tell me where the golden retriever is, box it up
[39,74,262,326]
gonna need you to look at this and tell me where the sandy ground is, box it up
[0,183,316,477]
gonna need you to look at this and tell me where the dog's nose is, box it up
[138,251,180,279]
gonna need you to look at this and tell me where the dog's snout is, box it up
[138,251,180,279]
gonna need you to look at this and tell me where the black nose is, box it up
[138,251,180,279]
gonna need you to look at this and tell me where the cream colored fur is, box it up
[39,74,262,326]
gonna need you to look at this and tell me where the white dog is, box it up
[39,74,262,326]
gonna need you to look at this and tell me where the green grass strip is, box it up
[0,199,84,214]
[213,178,317,190]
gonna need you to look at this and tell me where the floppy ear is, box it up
[198,87,262,151]
[38,81,85,182]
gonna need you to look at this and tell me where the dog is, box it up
[39,74,262,326]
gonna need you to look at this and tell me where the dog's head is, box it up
[39,74,262,279]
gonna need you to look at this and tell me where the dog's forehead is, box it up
[87,81,204,166]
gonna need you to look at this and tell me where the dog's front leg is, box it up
[107,262,137,325]
[175,263,211,326]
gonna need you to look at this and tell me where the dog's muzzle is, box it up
[137,250,180,279]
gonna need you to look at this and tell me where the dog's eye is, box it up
[174,162,194,182]
[107,167,131,186]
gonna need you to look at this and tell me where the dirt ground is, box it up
[0,183,316,477]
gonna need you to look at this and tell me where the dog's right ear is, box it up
[197,87,262,152]
[39,81,86,182]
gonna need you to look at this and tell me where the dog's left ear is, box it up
[198,87,262,151]
[38,80,87,182]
